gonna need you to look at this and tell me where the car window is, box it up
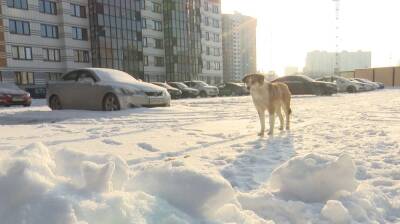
[77,71,96,83]
[0,83,20,90]
[62,71,79,81]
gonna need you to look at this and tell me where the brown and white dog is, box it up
[242,74,292,136]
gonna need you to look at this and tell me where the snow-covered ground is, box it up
[0,89,399,224]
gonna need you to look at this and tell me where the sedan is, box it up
[317,76,368,93]
[273,75,337,96]
[47,68,170,111]
[184,81,219,97]
[167,82,200,98]
[217,82,249,96]
[0,83,32,107]
[151,82,182,99]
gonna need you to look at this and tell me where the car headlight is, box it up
[118,88,144,96]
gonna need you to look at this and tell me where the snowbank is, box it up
[0,143,272,224]
[269,153,359,202]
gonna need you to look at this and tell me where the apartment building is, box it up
[0,0,91,90]
[141,0,165,82]
[222,12,257,82]
[304,50,371,76]
[199,0,222,84]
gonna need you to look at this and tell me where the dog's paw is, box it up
[258,132,264,137]
[267,131,274,136]
[279,127,284,131]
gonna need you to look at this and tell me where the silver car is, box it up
[47,68,170,111]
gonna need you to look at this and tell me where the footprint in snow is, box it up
[102,139,122,146]
[137,143,160,152]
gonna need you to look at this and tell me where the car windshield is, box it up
[172,82,189,89]
[299,76,315,82]
[195,82,208,87]
[95,69,138,83]
[0,83,20,90]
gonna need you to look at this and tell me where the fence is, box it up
[352,66,400,87]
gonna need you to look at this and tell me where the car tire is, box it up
[23,103,31,107]
[200,91,207,98]
[49,95,62,110]
[102,93,120,111]
[347,86,356,93]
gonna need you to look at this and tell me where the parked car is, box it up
[316,76,368,93]
[167,82,200,98]
[151,82,182,99]
[354,78,384,89]
[47,68,170,111]
[184,81,219,97]
[217,82,249,96]
[273,75,337,96]
[0,83,32,107]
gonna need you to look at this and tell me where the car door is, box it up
[284,77,303,94]
[58,71,80,109]
[73,70,100,109]
[217,83,228,95]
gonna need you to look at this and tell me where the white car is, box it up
[354,78,380,90]
[317,76,368,93]
[184,81,219,97]
[47,68,171,111]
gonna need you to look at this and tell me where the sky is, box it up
[221,0,400,74]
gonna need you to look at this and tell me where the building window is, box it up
[143,37,148,47]
[39,0,57,15]
[11,46,32,60]
[47,72,62,81]
[204,2,208,11]
[40,24,58,38]
[72,27,88,40]
[212,5,219,13]
[15,72,34,85]
[206,46,210,55]
[152,2,162,13]
[206,61,211,70]
[70,3,86,18]
[205,17,209,26]
[212,19,219,28]
[215,62,221,70]
[155,39,163,49]
[73,50,89,63]
[154,21,162,31]
[142,18,147,28]
[6,0,28,10]
[143,56,149,66]
[9,20,30,35]
[205,32,210,41]
[214,48,220,56]
[213,33,219,42]
[43,48,60,62]
[155,56,164,67]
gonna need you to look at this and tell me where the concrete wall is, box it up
[355,66,400,87]
[355,68,373,80]
[374,67,394,87]
[395,67,400,86]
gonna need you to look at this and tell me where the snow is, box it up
[1,89,400,223]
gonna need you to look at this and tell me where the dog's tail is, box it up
[289,108,292,115]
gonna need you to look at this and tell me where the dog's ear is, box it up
[242,75,249,83]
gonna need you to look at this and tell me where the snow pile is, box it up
[237,153,398,223]
[0,143,193,224]
[269,153,359,202]
[0,143,273,224]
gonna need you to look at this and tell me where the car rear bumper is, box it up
[118,95,171,108]
[0,97,31,106]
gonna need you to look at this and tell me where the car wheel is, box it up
[200,91,207,98]
[49,95,62,110]
[23,103,31,107]
[103,93,120,111]
[347,86,356,93]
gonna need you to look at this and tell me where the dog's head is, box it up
[242,74,265,90]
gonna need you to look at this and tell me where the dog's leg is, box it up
[257,109,265,136]
[283,105,291,130]
[268,109,275,135]
[277,108,284,131]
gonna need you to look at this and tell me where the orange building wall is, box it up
[394,67,400,87]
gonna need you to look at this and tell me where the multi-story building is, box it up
[199,0,223,84]
[0,0,225,91]
[222,12,257,82]
[304,50,371,77]
[0,0,92,91]
[141,0,165,82]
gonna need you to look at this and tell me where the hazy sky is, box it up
[221,0,400,74]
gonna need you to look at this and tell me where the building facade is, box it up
[0,0,92,90]
[222,12,257,82]
[0,0,225,90]
[304,50,371,77]
[199,0,222,84]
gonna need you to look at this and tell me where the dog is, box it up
[242,73,292,136]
